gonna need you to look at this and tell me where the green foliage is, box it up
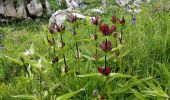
[0,0,170,99]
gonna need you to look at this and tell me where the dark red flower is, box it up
[119,17,125,25]
[100,24,116,36]
[49,23,65,33]
[91,16,99,25]
[67,15,78,23]
[98,67,111,76]
[111,16,118,23]
[100,40,112,52]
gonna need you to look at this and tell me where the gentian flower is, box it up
[91,16,99,25]
[100,40,112,52]
[119,17,125,25]
[100,24,116,36]
[111,16,118,23]
[132,15,136,24]
[49,22,65,33]
[98,67,111,76]
[67,15,78,23]
[127,5,132,12]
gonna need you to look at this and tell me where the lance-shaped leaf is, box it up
[56,88,84,100]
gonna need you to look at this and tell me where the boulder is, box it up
[45,0,52,15]
[16,0,28,18]
[27,0,43,17]
[49,10,68,25]
[49,9,87,25]
[65,0,84,9]
[5,0,17,17]
[0,0,5,15]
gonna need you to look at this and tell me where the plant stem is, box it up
[76,42,79,59]
[63,53,68,73]
[52,37,56,56]
[40,75,42,99]
[95,43,98,56]
[105,38,107,69]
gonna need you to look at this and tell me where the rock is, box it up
[16,0,28,18]
[45,0,52,15]
[72,12,86,19]
[91,8,105,14]
[5,0,17,17]
[49,9,87,25]
[115,0,130,6]
[0,0,5,15]
[65,0,84,9]
[27,0,43,17]
[49,10,68,25]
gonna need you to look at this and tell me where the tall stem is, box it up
[52,37,56,56]
[76,42,79,59]
[95,43,98,56]
[105,38,107,68]
[63,53,68,73]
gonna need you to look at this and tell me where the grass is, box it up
[0,0,170,99]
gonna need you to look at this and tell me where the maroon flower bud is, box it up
[67,15,78,23]
[100,24,116,36]
[100,40,112,52]
[91,16,99,25]
[119,17,125,25]
[98,67,111,76]
[111,16,118,23]
[49,23,65,33]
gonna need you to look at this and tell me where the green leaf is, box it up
[131,89,145,100]
[81,54,95,61]
[4,56,23,65]
[77,73,99,77]
[56,89,84,100]
[11,95,37,100]
[109,73,133,78]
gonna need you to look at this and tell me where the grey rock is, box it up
[65,0,84,9]
[16,0,28,18]
[49,10,68,25]
[27,0,43,17]
[45,0,52,15]
[5,0,17,17]
[0,0,5,15]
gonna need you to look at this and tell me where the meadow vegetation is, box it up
[0,0,170,99]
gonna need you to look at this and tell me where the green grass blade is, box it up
[11,95,37,100]
[56,89,84,100]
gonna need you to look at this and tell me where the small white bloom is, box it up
[24,48,34,56]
